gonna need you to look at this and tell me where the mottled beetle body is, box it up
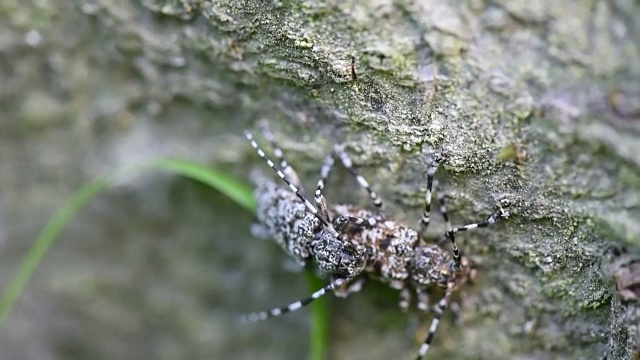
[328,204,479,314]
[331,204,419,290]
[254,179,366,279]
[254,180,319,265]
[243,128,509,359]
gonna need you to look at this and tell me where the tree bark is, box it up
[0,0,638,359]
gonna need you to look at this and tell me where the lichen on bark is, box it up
[193,1,639,357]
[1,0,639,359]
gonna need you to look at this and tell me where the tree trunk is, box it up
[1,0,638,359]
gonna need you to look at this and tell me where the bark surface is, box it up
[0,1,639,359]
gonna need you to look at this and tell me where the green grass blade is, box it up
[0,158,328,360]
[148,159,255,212]
[0,176,113,327]
[304,271,328,360]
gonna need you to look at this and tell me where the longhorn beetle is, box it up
[243,127,510,359]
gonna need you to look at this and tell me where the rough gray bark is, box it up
[0,0,638,359]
